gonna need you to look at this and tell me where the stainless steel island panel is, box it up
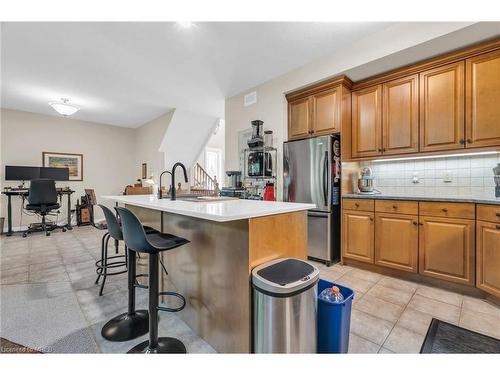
[129,205,251,353]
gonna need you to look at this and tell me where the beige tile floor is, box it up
[0,226,215,353]
[316,262,500,353]
[1,226,499,353]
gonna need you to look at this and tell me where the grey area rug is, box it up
[420,318,500,353]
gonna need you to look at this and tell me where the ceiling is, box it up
[1,22,395,127]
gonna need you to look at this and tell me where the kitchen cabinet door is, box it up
[351,85,382,158]
[342,210,374,263]
[375,213,418,273]
[466,49,500,148]
[476,220,500,298]
[419,216,475,285]
[419,61,465,152]
[311,87,340,136]
[382,75,419,155]
[288,97,311,140]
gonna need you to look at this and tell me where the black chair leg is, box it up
[101,248,149,342]
[42,215,50,236]
[128,253,186,354]
[95,232,109,285]
[99,235,110,296]
[115,239,119,254]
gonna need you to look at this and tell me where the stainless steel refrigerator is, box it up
[283,135,341,265]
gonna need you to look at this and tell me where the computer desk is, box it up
[1,188,75,236]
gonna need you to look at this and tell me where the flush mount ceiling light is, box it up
[49,98,80,116]
[176,21,195,29]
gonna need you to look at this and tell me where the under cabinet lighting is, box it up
[372,151,499,162]
[49,98,80,116]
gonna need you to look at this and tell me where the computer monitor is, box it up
[5,166,40,181]
[40,167,70,181]
[4,165,70,182]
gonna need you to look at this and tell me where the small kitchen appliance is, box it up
[493,163,500,198]
[357,167,376,194]
[247,120,264,148]
[263,182,275,201]
[220,170,245,198]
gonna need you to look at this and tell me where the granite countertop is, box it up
[342,193,500,205]
[102,195,316,222]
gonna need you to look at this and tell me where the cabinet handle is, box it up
[383,148,386,152]
[355,203,359,208]
[467,139,472,144]
[419,222,424,226]
[412,221,418,226]
[459,139,465,145]
[378,148,382,152]
[392,205,397,210]
[369,217,373,222]
[496,225,500,230]
[496,213,500,217]
[442,208,448,213]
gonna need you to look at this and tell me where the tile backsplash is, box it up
[354,153,500,198]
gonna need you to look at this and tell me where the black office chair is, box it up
[23,179,65,237]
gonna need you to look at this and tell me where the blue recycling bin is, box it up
[317,278,354,353]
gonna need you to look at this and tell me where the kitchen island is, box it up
[102,195,315,353]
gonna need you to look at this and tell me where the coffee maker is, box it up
[247,120,273,178]
[220,171,245,198]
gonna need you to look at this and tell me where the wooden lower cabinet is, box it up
[375,213,418,273]
[419,216,475,285]
[476,221,500,297]
[342,210,374,263]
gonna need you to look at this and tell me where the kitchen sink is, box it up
[177,196,237,202]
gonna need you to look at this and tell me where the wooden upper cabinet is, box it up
[466,49,500,148]
[352,85,382,158]
[476,220,500,298]
[311,87,341,135]
[375,212,418,273]
[342,210,374,263]
[419,61,465,152]
[288,97,311,140]
[419,215,475,285]
[287,76,352,141]
[382,75,419,155]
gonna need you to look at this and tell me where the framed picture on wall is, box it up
[43,152,83,181]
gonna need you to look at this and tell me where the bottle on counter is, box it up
[319,285,344,303]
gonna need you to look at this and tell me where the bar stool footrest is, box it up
[134,273,149,289]
[157,291,186,313]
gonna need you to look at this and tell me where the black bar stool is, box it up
[116,206,189,354]
[98,205,149,341]
[95,205,128,296]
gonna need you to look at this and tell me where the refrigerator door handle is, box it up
[322,151,328,207]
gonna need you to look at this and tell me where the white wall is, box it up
[0,108,137,229]
[224,23,490,200]
[134,110,174,185]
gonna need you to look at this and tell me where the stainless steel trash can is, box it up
[252,258,319,353]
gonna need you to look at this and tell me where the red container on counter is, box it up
[263,183,275,201]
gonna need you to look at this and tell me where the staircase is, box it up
[191,163,219,196]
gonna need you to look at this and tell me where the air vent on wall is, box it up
[244,91,257,107]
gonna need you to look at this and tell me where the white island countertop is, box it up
[102,195,316,222]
